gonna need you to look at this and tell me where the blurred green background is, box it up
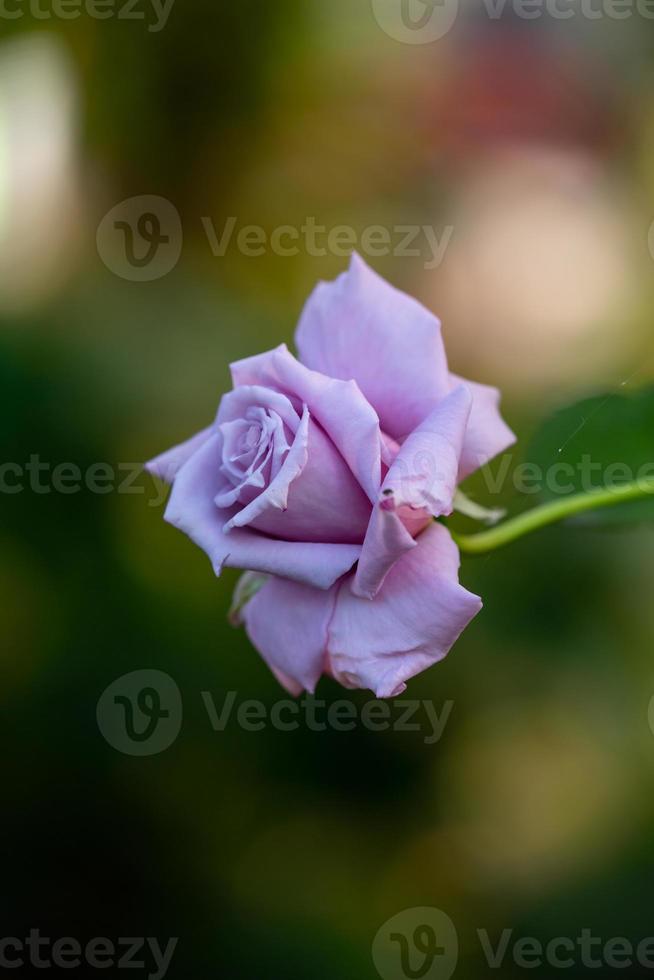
[3,2,654,976]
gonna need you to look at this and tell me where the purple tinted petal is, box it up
[216,386,299,512]
[217,384,300,433]
[328,523,482,698]
[242,575,338,695]
[295,253,450,440]
[146,426,214,484]
[165,434,361,589]
[353,386,472,599]
[450,374,516,479]
[249,415,372,545]
[351,502,417,600]
[381,385,472,516]
[225,406,310,531]
[230,344,382,503]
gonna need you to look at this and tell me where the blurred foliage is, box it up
[527,385,654,523]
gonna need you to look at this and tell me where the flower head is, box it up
[147,255,514,696]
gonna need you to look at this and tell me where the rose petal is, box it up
[230,343,381,503]
[217,408,292,509]
[294,254,515,477]
[241,575,338,695]
[165,433,361,589]
[352,386,472,599]
[249,414,372,544]
[217,384,300,434]
[450,374,516,479]
[214,385,300,510]
[328,522,482,698]
[146,426,214,483]
[295,253,450,440]
[350,502,417,601]
[381,385,472,516]
[224,405,310,531]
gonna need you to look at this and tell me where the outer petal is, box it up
[328,523,482,698]
[146,426,214,483]
[295,253,450,440]
[451,374,516,480]
[352,386,472,599]
[380,385,472,516]
[165,434,361,589]
[351,503,417,602]
[242,575,338,695]
[231,344,381,502]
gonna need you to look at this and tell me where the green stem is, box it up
[449,479,654,555]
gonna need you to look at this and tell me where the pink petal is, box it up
[242,576,338,695]
[231,343,381,502]
[328,523,482,698]
[352,386,472,599]
[165,434,361,589]
[450,374,516,480]
[295,253,450,440]
[145,426,214,483]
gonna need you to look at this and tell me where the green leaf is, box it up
[524,385,654,525]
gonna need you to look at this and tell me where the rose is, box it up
[147,254,514,697]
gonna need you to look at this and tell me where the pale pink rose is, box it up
[147,254,514,697]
